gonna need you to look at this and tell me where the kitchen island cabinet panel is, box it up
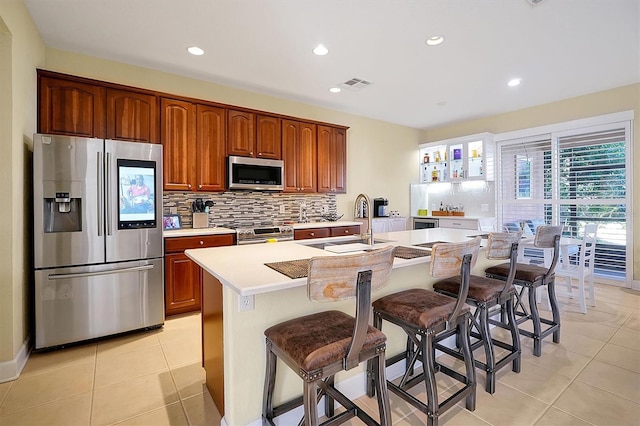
[330,225,360,237]
[196,105,226,191]
[164,234,235,316]
[161,98,197,191]
[293,227,330,240]
[38,75,106,138]
[106,89,158,143]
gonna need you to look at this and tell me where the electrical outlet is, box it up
[481,204,489,212]
[238,295,255,312]
[279,205,286,214]
[170,207,178,214]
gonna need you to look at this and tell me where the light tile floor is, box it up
[0,283,638,426]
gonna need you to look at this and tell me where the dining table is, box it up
[517,235,583,267]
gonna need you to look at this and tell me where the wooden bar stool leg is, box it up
[324,376,335,418]
[506,297,521,373]
[459,318,476,411]
[479,305,496,394]
[548,279,561,343]
[374,351,392,426]
[528,286,543,357]
[421,334,439,426]
[303,380,319,426]
[262,341,277,424]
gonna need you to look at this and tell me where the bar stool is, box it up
[433,232,522,394]
[262,246,395,426]
[367,237,481,426]
[485,225,563,357]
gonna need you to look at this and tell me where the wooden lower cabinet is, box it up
[293,224,360,240]
[164,234,235,316]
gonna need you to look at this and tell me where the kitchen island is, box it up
[186,228,498,426]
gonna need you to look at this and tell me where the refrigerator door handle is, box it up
[97,151,104,237]
[106,152,112,236]
[48,264,154,280]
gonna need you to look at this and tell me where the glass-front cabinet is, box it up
[419,133,494,183]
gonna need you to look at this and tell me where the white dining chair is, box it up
[554,224,598,314]
[478,218,496,232]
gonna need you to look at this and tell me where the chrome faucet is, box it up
[354,193,373,245]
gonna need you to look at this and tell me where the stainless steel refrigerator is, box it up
[33,134,164,350]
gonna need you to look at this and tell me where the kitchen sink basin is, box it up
[299,238,391,251]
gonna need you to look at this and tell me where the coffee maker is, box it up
[373,198,389,217]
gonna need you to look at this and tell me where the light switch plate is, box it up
[279,205,286,214]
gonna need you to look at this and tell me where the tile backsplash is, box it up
[163,191,338,228]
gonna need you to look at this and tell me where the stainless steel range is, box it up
[236,225,294,245]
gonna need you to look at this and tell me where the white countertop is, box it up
[185,228,486,296]
[163,227,236,238]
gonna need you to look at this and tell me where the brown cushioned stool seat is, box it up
[434,232,522,394]
[367,238,481,426]
[265,310,386,372]
[485,225,563,357]
[263,246,396,426]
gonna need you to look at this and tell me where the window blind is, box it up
[497,125,629,280]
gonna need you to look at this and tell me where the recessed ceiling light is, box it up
[508,78,522,87]
[425,36,444,46]
[187,46,204,56]
[329,87,341,93]
[313,44,329,56]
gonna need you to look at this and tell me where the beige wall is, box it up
[0,0,45,369]
[421,84,640,281]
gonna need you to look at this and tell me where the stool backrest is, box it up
[430,237,481,278]
[307,245,396,302]
[486,231,522,260]
[487,231,522,299]
[533,224,563,282]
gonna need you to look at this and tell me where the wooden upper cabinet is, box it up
[282,119,317,193]
[196,105,226,191]
[161,98,196,191]
[106,89,158,143]
[227,110,255,157]
[256,114,281,159]
[317,125,347,193]
[38,75,106,138]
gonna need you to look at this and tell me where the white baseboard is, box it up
[632,280,640,291]
[0,335,31,383]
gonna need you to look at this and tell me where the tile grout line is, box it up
[159,332,194,426]
[89,343,98,426]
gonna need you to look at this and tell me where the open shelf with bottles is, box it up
[418,133,494,183]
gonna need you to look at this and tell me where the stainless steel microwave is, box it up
[228,155,284,191]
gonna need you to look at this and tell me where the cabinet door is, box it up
[282,120,300,192]
[227,110,256,157]
[256,114,281,159]
[371,219,389,233]
[298,122,317,192]
[294,228,330,240]
[38,75,106,138]
[389,218,407,232]
[438,218,478,230]
[165,252,201,316]
[196,105,226,191]
[106,89,158,143]
[317,126,346,193]
[161,98,196,191]
[330,225,360,237]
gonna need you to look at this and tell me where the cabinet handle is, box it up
[257,152,262,156]
[250,151,254,156]
[345,230,350,234]
[310,232,315,236]
[199,240,204,245]
[187,184,192,189]
[198,184,202,189]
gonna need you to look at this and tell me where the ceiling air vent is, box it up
[340,78,372,91]
[525,0,544,5]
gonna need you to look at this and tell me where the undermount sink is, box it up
[299,238,391,252]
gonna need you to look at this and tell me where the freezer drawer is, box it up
[34,258,164,349]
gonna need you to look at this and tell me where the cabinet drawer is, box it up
[165,234,235,253]
[330,225,360,237]
[438,219,478,230]
[294,228,331,240]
